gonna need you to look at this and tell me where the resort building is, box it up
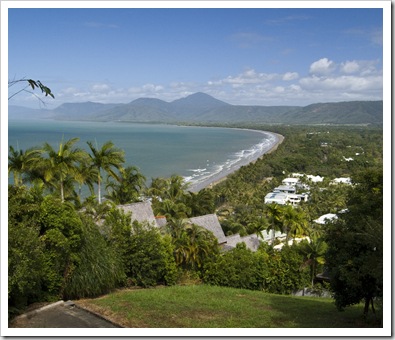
[314,213,338,224]
[118,201,162,227]
[264,192,289,205]
[273,185,296,194]
[189,214,227,245]
[331,177,352,185]
[282,177,300,186]
[264,174,309,206]
[287,193,309,205]
[115,204,271,253]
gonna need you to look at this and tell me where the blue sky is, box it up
[6,4,385,108]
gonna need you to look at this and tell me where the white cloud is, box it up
[36,57,382,108]
[299,74,382,93]
[282,72,299,81]
[340,61,360,74]
[91,83,111,93]
[309,58,336,75]
[142,83,164,92]
[209,69,279,87]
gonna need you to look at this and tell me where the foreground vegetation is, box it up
[77,285,380,328]
[8,124,383,325]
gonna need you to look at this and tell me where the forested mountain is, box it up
[9,92,383,125]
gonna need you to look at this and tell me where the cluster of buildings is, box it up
[117,202,264,252]
[263,174,318,206]
[115,172,352,253]
[264,173,352,206]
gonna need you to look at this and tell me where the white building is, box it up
[273,185,296,194]
[264,192,289,205]
[282,177,300,186]
[287,193,309,205]
[314,213,338,224]
[264,192,308,205]
[332,177,352,185]
[306,175,324,183]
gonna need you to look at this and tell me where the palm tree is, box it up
[74,158,98,200]
[299,236,328,287]
[167,175,189,201]
[187,188,215,217]
[8,145,42,186]
[105,165,146,204]
[167,219,217,270]
[264,203,283,244]
[248,215,268,239]
[40,137,87,202]
[87,140,125,204]
[281,205,310,243]
[153,199,191,219]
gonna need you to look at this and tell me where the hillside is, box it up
[8,93,383,125]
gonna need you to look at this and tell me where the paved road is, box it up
[9,301,121,328]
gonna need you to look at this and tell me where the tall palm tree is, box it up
[40,137,87,202]
[281,205,310,243]
[8,145,42,186]
[105,165,146,204]
[167,175,189,201]
[74,158,98,200]
[153,199,191,220]
[87,140,125,204]
[299,236,328,287]
[187,188,215,217]
[265,203,283,244]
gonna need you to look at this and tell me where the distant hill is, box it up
[281,101,383,125]
[8,93,383,125]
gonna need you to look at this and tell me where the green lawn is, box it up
[76,284,381,328]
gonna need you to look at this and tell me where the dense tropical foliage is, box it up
[8,124,383,323]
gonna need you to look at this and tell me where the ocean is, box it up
[8,119,278,191]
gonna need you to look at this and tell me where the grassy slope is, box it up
[76,285,380,328]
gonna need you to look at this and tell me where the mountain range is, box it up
[9,92,383,125]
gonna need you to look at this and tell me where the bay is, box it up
[8,119,278,192]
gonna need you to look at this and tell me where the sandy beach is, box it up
[188,130,284,192]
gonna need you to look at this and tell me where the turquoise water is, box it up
[8,119,276,190]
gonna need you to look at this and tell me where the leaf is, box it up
[27,79,38,90]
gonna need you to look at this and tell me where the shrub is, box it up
[203,243,264,290]
[127,222,178,287]
[258,244,310,294]
[63,216,125,299]
[38,196,84,298]
[8,186,45,314]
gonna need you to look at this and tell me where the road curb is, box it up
[11,300,65,322]
[73,303,124,328]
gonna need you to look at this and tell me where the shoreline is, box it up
[188,130,284,192]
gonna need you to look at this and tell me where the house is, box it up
[189,214,227,245]
[118,201,159,227]
[273,185,296,194]
[189,214,264,252]
[264,191,308,205]
[273,236,311,250]
[314,213,338,224]
[223,233,261,252]
[264,192,289,205]
[282,177,300,186]
[287,193,309,205]
[331,177,352,185]
[306,175,324,183]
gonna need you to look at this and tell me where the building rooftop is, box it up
[189,214,227,244]
[118,201,158,227]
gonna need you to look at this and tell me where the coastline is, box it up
[188,130,284,192]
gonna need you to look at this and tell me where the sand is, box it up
[188,130,284,192]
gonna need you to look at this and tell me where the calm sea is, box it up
[8,119,276,191]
